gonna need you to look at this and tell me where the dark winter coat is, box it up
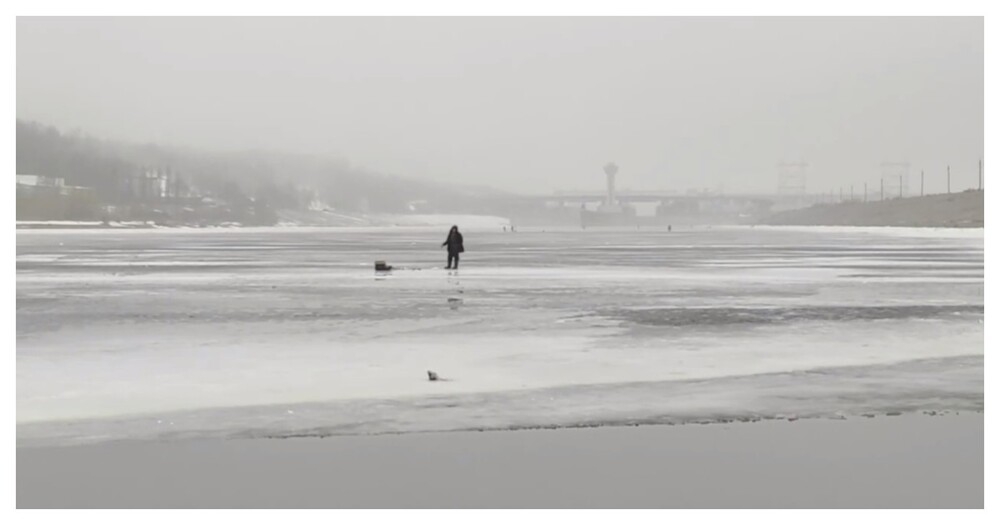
[442,231,464,254]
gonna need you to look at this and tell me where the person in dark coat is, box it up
[442,225,464,269]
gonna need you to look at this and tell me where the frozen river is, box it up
[16,225,984,445]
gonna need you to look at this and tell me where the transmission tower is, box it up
[881,162,911,198]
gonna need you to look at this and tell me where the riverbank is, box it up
[759,190,983,228]
[15,212,511,230]
[15,220,159,229]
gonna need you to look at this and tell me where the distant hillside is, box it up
[759,190,984,228]
[16,120,509,224]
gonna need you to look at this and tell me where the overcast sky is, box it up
[17,17,983,194]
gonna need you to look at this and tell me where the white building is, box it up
[16,174,65,187]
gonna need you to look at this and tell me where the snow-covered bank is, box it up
[727,224,984,239]
[17,213,512,230]
[16,220,157,229]
[759,190,984,228]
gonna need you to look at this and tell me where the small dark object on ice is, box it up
[427,370,439,381]
[375,260,393,272]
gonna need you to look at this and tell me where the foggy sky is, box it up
[17,17,984,195]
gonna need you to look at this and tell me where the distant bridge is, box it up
[511,192,830,210]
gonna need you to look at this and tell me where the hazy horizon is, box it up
[17,17,984,195]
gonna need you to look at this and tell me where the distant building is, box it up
[17,174,64,188]
[16,174,93,197]
[16,173,99,220]
[117,168,193,202]
[123,170,166,200]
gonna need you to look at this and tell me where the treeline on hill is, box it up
[16,120,502,224]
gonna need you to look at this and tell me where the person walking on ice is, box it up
[442,225,464,269]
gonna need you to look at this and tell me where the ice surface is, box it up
[16,226,983,445]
